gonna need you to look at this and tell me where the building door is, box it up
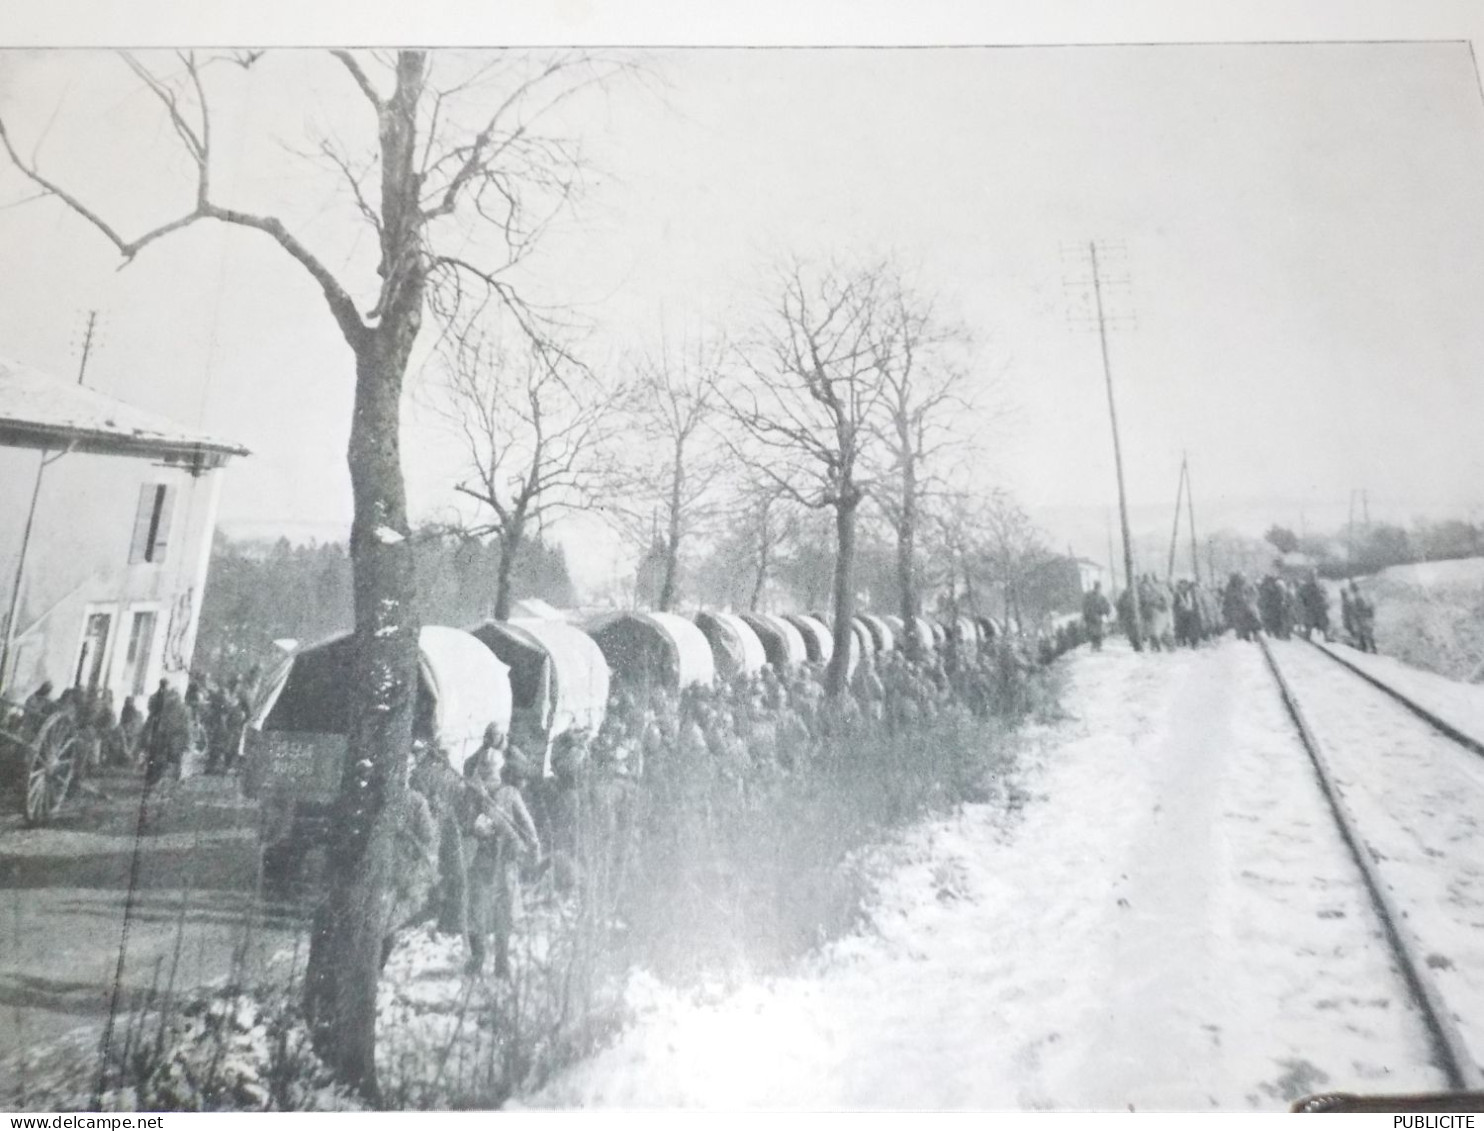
[75,612,113,694]
[121,610,158,697]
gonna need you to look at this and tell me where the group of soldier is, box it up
[1081,570,1380,653]
[17,669,259,792]
[385,630,1061,981]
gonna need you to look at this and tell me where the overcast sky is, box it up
[3,21,1484,587]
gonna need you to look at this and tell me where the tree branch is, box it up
[332,50,385,111]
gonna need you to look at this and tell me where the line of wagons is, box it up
[239,606,1004,874]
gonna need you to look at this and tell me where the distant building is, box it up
[0,356,248,703]
[1024,554,1103,621]
[1073,556,1104,592]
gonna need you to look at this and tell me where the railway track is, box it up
[1258,634,1484,1105]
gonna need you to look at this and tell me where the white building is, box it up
[0,356,247,705]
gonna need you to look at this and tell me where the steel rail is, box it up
[1257,636,1484,1092]
[1306,640,1484,760]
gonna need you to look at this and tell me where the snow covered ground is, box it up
[1268,641,1484,1073]
[1381,560,1484,589]
[525,639,1448,1111]
[1317,641,1484,744]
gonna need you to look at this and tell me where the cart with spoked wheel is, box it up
[0,694,87,827]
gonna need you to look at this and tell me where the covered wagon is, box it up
[949,616,980,663]
[242,625,511,877]
[782,614,834,664]
[586,611,715,691]
[882,614,935,656]
[738,613,808,669]
[694,612,768,681]
[855,614,895,655]
[468,617,609,747]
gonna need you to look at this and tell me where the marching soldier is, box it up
[1081,581,1111,651]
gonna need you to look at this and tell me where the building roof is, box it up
[0,355,248,468]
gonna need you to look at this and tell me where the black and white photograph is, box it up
[3,1,1484,1114]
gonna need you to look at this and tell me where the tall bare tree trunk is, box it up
[493,521,523,621]
[303,53,427,1102]
[827,496,859,698]
[749,498,772,612]
[304,332,421,1101]
[896,460,919,662]
[657,450,684,612]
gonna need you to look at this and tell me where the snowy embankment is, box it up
[1354,557,1484,683]
[526,640,1443,1110]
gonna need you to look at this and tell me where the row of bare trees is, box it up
[428,257,1011,696]
[0,49,1039,1102]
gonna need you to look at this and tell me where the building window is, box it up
[123,610,158,697]
[129,484,175,565]
[75,611,113,694]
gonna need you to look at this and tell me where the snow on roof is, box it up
[0,354,249,464]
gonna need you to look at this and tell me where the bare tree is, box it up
[0,49,623,1099]
[686,475,800,612]
[867,277,976,660]
[924,491,984,620]
[605,334,727,611]
[433,326,615,619]
[972,490,1049,632]
[725,262,892,696]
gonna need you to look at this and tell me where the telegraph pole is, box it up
[77,310,98,386]
[1166,458,1187,582]
[1184,452,1201,587]
[1090,242,1142,648]
[1347,489,1358,579]
[2,311,97,692]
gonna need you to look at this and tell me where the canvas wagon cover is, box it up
[470,618,609,738]
[249,625,511,778]
[953,617,980,661]
[695,612,768,679]
[738,613,802,669]
[856,614,895,654]
[783,614,834,664]
[587,611,715,689]
[761,614,809,666]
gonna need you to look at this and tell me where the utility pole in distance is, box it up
[1184,451,1200,587]
[1087,241,1142,649]
[1166,457,1187,582]
[77,310,98,385]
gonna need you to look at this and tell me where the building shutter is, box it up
[149,485,176,563]
[129,484,156,564]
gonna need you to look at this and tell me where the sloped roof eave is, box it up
[0,417,249,463]
[0,354,248,463]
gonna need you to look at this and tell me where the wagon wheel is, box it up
[23,712,81,827]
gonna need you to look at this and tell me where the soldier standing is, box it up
[1082,581,1112,651]
[409,738,470,939]
[1298,573,1329,642]
[463,749,541,978]
[1349,581,1378,653]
